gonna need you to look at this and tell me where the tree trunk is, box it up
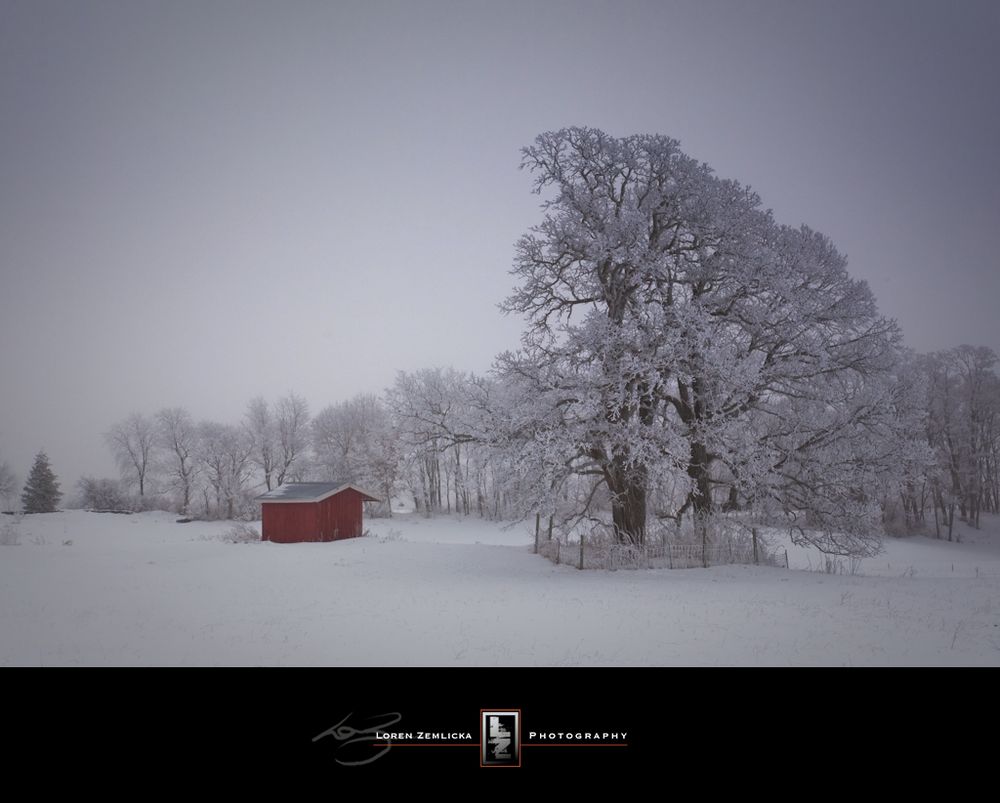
[723,485,739,512]
[606,462,648,545]
[687,441,713,520]
[383,481,393,518]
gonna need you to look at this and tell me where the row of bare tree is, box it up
[896,346,1000,538]
[95,377,498,520]
[99,396,309,519]
[91,344,999,536]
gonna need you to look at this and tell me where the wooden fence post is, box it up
[547,515,554,541]
[579,535,585,570]
[784,549,789,569]
[555,539,561,565]
[752,527,759,565]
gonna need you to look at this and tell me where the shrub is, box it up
[220,523,261,544]
[0,520,20,546]
[76,477,129,511]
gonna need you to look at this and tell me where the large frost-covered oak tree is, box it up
[499,128,908,554]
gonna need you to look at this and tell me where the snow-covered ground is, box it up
[1,510,998,666]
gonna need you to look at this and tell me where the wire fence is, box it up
[536,527,788,571]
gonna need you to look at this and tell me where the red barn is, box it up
[256,482,380,543]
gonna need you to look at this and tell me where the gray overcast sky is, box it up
[1,0,998,488]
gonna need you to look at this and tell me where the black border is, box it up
[8,666,992,781]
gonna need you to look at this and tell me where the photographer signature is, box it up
[313,712,402,766]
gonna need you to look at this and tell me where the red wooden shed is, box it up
[256,482,380,543]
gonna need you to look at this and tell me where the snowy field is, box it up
[1,510,998,666]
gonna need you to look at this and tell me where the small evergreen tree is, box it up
[21,451,62,513]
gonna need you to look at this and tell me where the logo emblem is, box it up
[480,710,521,767]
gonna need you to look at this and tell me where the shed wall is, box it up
[318,488,364,540]
[262,502,319,543]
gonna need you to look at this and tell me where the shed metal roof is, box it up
[256,482,380,503]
